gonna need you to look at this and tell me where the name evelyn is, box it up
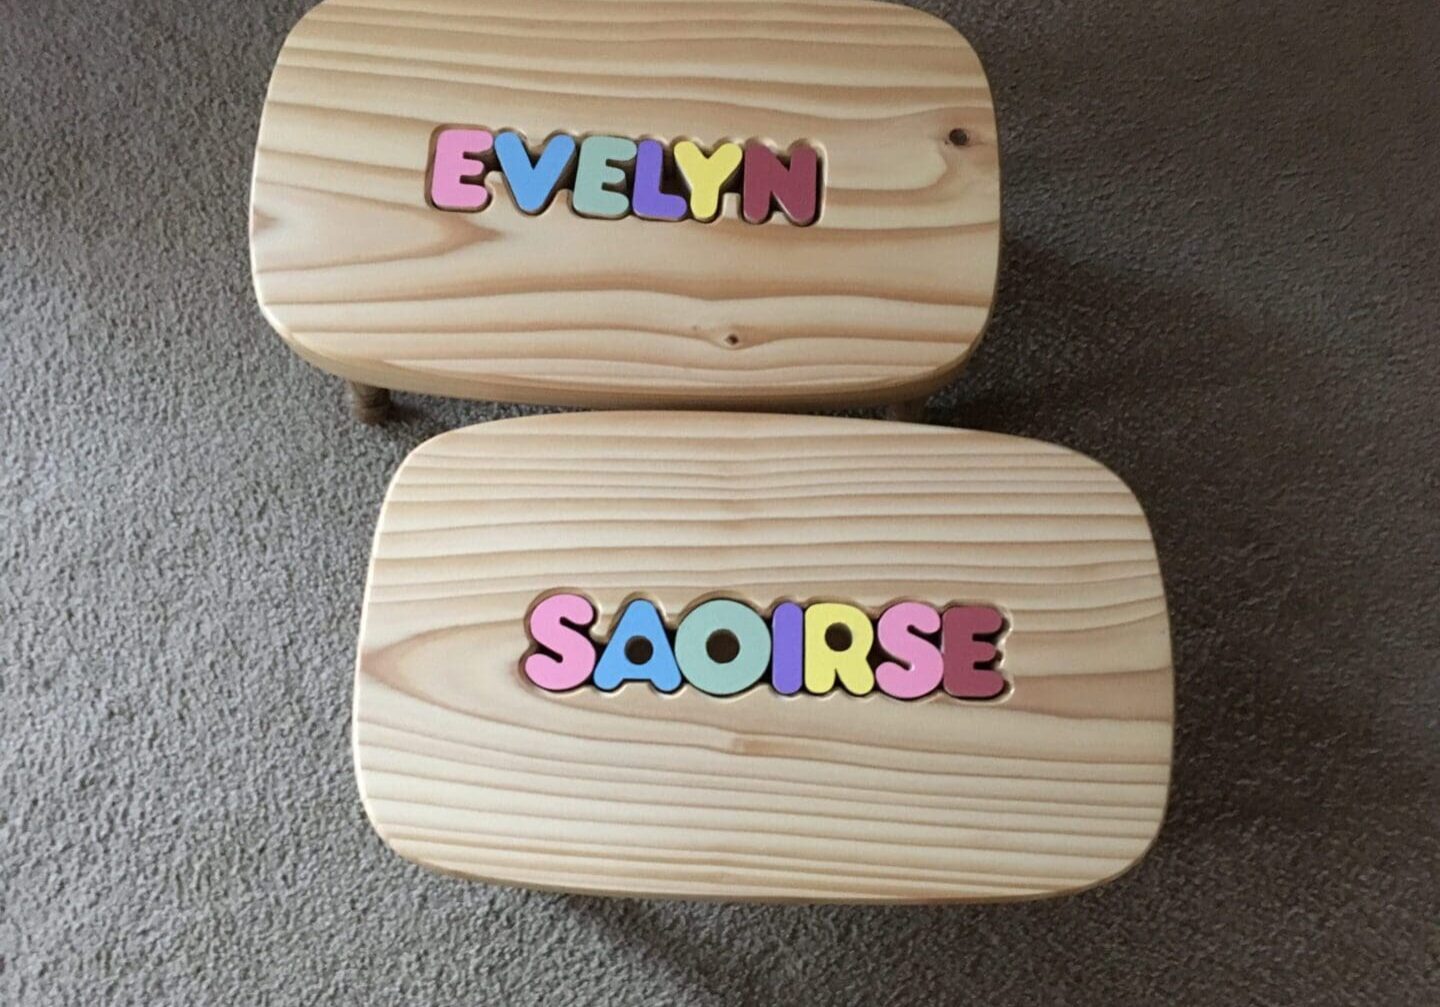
[428,128,823,225]
[523,594,1008,701]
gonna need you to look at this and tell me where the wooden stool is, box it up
[252,0,1171,903]
[354,413,1173,902]
[250,0,1000,422]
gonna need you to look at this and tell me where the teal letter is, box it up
[494,131,577,214]
[674,599,771,696]
[572,135,637,219]
[593,599,682,693]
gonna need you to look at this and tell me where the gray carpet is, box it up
[3,0,1437,1003]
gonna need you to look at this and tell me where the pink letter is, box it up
[875,602,943,699]
[942,606,1007,699]
[429,128,494,211]
[523,593,597,691]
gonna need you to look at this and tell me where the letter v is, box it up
[494,131,578,214]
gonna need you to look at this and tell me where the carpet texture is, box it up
[2,1,1437,1003]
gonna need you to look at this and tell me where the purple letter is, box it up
[631,139,687,221]
[770,602,804,695]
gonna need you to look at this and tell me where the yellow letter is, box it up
[804,603,876,695]
[674,140,743,221]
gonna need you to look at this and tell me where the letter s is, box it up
[523,593,597,691]
[874,601,943,699]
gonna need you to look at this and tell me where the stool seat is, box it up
[251,0,1000,412]
[353,412,1173,902]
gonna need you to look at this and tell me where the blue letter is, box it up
[494,131,577,214]
[593,599,682,693]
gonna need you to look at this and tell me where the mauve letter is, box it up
[742,141,820,225]
[941,606,1006,700]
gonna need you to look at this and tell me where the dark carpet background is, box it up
[2,1,1436,1003]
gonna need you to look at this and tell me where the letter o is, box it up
[674,599,772,696]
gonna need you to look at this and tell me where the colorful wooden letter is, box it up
[572,135,637,219]
[631,138,688,222]
[804,603,876,696]
[941,606,1007,699]
[523,593,598,691]
[494,131,577,214]
[673,599,771,696]
[674,140,743,222]
[769,601,804,696]
[429,128,494,211]
[594,599,683,693]
[874,602,944,699]
[742,141,821,225]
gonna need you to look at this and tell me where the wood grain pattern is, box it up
[251,0,1000,408]
[354,413,1173,902]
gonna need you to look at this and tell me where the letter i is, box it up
[770,602,804,695]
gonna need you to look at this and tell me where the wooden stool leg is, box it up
[348,382,393,425]
[884,397,927,423]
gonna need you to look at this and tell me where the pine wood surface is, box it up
[251,0,1001,408]
[354,413,1173,902]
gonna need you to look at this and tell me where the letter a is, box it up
[594,599,682,693]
